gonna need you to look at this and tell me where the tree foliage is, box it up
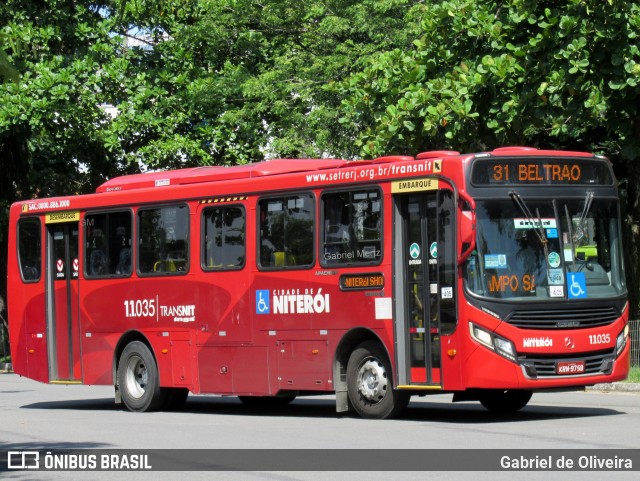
[1,0,640,319]
[338,0,640,159]
[104,0,423,164]
[1,1,123,312]
[336,0,640,313]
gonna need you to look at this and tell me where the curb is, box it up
[586,382,640,393]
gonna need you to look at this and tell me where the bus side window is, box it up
[258,194,314,269]
[85,211,132,278]
[18,218,42,282]
[202,205,246,271]
[321,188,382,267]
[138,205,189,276]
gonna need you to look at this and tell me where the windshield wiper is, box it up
[572,191,594,243]
[509,191,549,278]
[508,191,549,248]
[565,192,595,273]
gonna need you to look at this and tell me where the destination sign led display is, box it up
[339,273,385,291]
[471,158,613,186]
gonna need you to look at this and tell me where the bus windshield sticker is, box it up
[567,272,587,299]
[549,285,564,297]
[513,218,556,229]
[547,252,561,268]
[484,254,507,269]
[546,228,558,238]
[548,269,564,285]
[564,248,574,262]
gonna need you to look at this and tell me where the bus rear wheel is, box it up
[346,341,409,419]
[117,341,166,412]
[479,389,532,413]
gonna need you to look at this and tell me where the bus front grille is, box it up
[506,307,619,329]
[519,349,616,379]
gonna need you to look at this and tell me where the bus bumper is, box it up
[462,339,630,391]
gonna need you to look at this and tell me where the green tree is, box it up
[107,0,424,164]
[0,1,127,329]
[2,0,640,324]
[337,0,640,314]
[0,0,425,342]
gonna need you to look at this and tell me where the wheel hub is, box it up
[125,356,147,399]
[357,359,388,402]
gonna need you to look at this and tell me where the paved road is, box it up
[1,373,638,481]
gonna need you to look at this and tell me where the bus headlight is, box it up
[616,324,629,357]
[470,323,517,363]
[494,337,517,361]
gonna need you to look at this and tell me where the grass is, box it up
[0,355,10,364]
[624,366,640,383]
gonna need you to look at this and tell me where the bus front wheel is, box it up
[117,341,166,412]
[478,389,532,413]
[346,341,409,419]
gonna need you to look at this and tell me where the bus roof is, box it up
[488,146,596,158]
[95,147,600,194]
[96,158,352,193]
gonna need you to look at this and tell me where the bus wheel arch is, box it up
[334,329,408,418]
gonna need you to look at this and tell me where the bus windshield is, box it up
[465,195,625,300]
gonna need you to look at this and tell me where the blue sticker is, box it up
[256,290,270,314]
[546,228,558,239]
[567,272,587,299]
[485,254,507,269]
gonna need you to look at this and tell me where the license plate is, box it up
[556,361,585,374]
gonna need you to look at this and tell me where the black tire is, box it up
[479,389,532,413]
[238,395,296,408]
[117,341,166,412]
[346,341,410,419]
[164,388,189,411]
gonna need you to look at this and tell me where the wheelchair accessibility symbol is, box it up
[256,290,270,314]
[567,272,587,299]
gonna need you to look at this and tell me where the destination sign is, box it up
[471,158,613,186]
[340,273,384,291]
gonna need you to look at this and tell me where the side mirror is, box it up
[458,192,476,265]
[460,210,474,244]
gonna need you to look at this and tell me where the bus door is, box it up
[46,220,82,382]
[393,185,456,387]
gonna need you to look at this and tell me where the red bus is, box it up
[7,147,630,418]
